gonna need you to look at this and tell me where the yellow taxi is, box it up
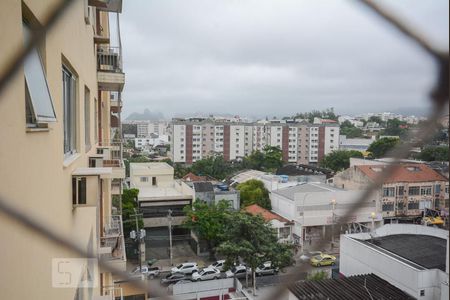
[310,254,336,267]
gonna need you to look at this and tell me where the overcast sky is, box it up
[119,0,448,120]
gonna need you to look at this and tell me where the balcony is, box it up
[89,0,123,13]
[110,98,122,113]
[100,215,126,272]
[97,47,125,92]
[90,141,125,179]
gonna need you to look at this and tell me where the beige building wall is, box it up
[0,1,124,299]
[130,163,175,188]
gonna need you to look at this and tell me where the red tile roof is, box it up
[356,164,447,183]
[244,204,291,223]
[183,172,207,182]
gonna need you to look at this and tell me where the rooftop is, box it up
[138,186,184,199]
[356,163,447,183]
[273,183,343,200]
[244,204,291,223]
[288,273,415,300]
[276,164,333,177]
[363,234,447,271]
[130,162,173,173]
[193,182,214,193]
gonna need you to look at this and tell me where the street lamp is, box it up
[330,199,336,249]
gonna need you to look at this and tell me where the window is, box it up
[382,203,394,211]
[435,184,441,194]
[72,177,86,205]
[23,22,56,126]
[408,186,420,196]
[420,186,432,196]
[63,66,77,156]
[152,177,157,186]
[383,187,395,197]
[398,186,404,196]
[140,177,148,183]
[84,87,91,151]
[408,202,419,210]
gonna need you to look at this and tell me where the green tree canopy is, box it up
[418,146,449,161]
[340,120,364,138]
[237,179,271,209]
[122,189,143,236]
[319,150,363,172]
[367,137,400,158]
[183,200,232,258]
[292,108,338,123]
[217,212,293,295]
[382,118,408,137]
[242,146,283,172]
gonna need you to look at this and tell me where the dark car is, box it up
[160,273,189,285]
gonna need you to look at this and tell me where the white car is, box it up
[129,266,160,279]
[192,267,221,281]
[225,265,251,279]
[208,260,226,272]
[255,262,279,276]
[170,262,199,275]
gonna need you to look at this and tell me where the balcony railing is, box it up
[98,46,122,73]
[101,215,125,261]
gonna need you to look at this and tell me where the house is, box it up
[270,183,382,247]
[244,204,294,243]
[333,163,449,221]
[340,224,448,300]
[129,163,193,250]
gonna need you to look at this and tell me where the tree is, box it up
[217,213,293,295]
[237,179,271,209]
[368,116,384,125]
[292,108,338,123]
[418,146,449,161]
[242,150,265,170]
[262,146,283,170]
[190,155,238,180]
[319,150,363,172]
[340,120,363,138]
[242,146,283,171]
[382,118,407,137]
[121,189,143,237]
[182,200,232,259]
[367,137,400,158]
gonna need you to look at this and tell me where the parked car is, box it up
[170,262,199,275]
[208,260,226,272]
[129,266,160,279]
[310,254,336,267]
[161,273,189,285]
[192,267,221,281]
[255,262,279,276]
[225,265,251,279]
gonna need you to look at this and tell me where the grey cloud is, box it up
[120,0,448,118]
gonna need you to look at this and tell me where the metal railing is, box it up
[97,46,123,73]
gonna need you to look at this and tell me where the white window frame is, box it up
[63,66,77,157]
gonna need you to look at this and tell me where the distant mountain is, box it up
[390,106,431,117]
[126,109,164,121]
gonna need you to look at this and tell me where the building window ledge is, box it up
[63,153,81,168]
[26,127,50,133]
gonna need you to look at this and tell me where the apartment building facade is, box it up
[333,163,449,221]
[135,121,168,137]
[169,118,339,165]
[0,1,126,299]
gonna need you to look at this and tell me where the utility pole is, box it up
[330,199,336,249]
[168,209,173,266]
[130,208,144,271]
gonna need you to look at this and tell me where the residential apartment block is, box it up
[0,1,126,299]
[169,118,340,164]
[135,121,168,137]
[333,163,449,221]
